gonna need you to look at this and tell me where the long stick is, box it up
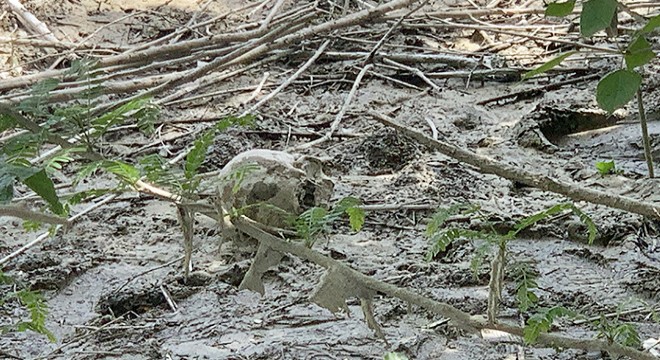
[233,216,658,360]
[368,110,660,219]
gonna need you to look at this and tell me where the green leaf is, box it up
[625,36,655,69]
[522,51,576,80]
[524,306,574,343]
[0,177,12,203]
[14,289,56,342]
[226,163,261,194]
[512,262,540,312]
[134,103,159,135]
[101,160,141,186]
[185,115,254,182]
[524,313,550,343]
[0,113,17,132]
[66,188,112,205]
[0,271,12,285]
[510,203,572,238]
[31,78,60,95]
[613,323,641,347]
[595,160,616,175]
[0,160,31,203]
[426,228,484,261]
[92,98,150,134]
[426,203,477,236]
[0,161,64,214]
[67,58,98,80]
[185,131,214,180]
[580,0,618,37]
[346,207,365,231]
[640,14,660,34]
[23,220,42,232]
[384,353,409,360]
[216,115,254,131]
[18,78,60,117]
[569,204,598,244]
[22,169,65,215]
[296,206,329,244]
[596,69,642,113]
[545,1,575,17]
[73,161,103,186]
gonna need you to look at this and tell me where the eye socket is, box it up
[248,181,279,202]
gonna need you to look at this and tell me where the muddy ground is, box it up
[2,0,660,359]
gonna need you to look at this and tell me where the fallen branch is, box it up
[241,40,331,116]
[0,194,116,266]
[0,205,68,225]
[368,110,660,219]
[232,215,658,360]
[289,63,373,151]
[6,0,58,42]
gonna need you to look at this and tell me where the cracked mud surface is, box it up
[2,0,660,359]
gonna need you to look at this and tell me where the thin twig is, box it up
[637,89,654,178]
[6,0,58,41]
[289,63,373,151]
[260,0,287,30]
[242,40,331,116]
[476,74,599,106]
[424,116,439,140]
[0,194,116,266]
[383,57,442,92]
[112,256,184,294]
[364,0,430,63]
[160,284,178,312]
[0,205,69,225]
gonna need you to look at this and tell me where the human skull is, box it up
[215,149,334,244]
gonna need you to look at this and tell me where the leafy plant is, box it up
[383,352,409,360]
[426,202,597,262]
[510,262,540,312]
[296,196,365,246]
[425,202,596,326]
[425,203,482,261]
[0,59,163,227]
[222,162,262,195]
[594,316,641,348]
[528,2,660,177]
[0,272,55,342]
[524,306,575,343]
[0,157,66,216]
[182,115,254,196]
[595,160,621,175]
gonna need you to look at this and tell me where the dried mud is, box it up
[2,0,660,359]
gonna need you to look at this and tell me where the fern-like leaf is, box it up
[15,289,56,342]
[510,203,572,238]
[524,306,574,344]
[92,98,151,134]
[568,204,598,244]
[511,262,540,312]
[296,206,328,245]
[426,203,476,236]
[101,160,141,186]
[426,228,483,261]
[346,207,365,232]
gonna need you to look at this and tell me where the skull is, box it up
[215,149,334,244]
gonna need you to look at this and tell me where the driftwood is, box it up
[368,110,660,220]
[231,216,658,360]
[5,0,58,42]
